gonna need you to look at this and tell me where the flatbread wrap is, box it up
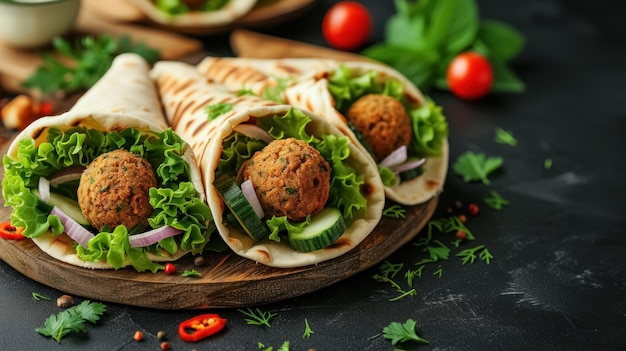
[1,54,214,272]
[150,61,385,268]
[127,0,258,27]
[196,57,449,206]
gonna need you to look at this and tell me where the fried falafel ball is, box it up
[77,149,158,231]
[346,94,413,162]
[242,138,331,222]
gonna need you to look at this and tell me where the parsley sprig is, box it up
[382,319,429,346]
[22,34,160,95]
[36,300,107,343]
[453,151,503,185]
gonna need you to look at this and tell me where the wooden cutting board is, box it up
[0,5,203,94]
[0,31,440,309]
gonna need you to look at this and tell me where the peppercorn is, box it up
[133,331,143,342]
[157,330,167,341]
[56,295,75,309]
[164,263,176,275]
[193,256,206,267]
[454,200,463,209]
[468,203,480,216]
[160,341,170,350]
[456,230,467,240]
[458,214,467,223]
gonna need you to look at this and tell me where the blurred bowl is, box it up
[0,0,81,49]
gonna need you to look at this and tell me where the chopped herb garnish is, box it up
[22,34,159,95]
[32,292,51,301]
[262,76,291,103]
[383,205,406,218]
[382,319,429,346]
[432,267,444,278]
[484,190,509,210]
[182,269,202,278]
[303,318,314,339]
[494,128,518,146]
[36,300,106,343]
[379,260,404,279]
[236,88,256,96]
[453,151,503,185]
[544,158,553,169]
[258,341,290,351]
[456,245,493,265]
[238,308,277,328]
[206,102,233,120]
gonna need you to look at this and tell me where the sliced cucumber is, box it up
[288,207,346,252]
[398,162,424,182]
[32,189,90,226]
[214,174,269,242]
[347,122,376,160]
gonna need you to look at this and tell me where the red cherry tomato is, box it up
[322,1,372,51]
[446,52,494,100]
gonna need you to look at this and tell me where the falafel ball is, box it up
[242,138,331,222]
[346,94,413,161]
[77,149,158,231]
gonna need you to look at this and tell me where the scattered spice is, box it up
[56,295,75,309]
[467,203,480,216]
[193,256,206,267]
[456,230,468,240]
[133,331,143,342]
[157,330,167,341]
[160,341,170,350]
[164,263,176,275]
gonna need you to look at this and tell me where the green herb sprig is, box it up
[36,300,107,343]
[453,151,503,185]
[382,319,429,346]
[363,0,525,94]
[22,34,160,95]
[238,308,277,328]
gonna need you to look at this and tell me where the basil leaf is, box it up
[490,59,526,93]
[362,45,439,91]
[477,20,526,61]
[426,0,478,54]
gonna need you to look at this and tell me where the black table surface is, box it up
[1,0,625,350]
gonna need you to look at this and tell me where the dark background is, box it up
[1,0,625,350]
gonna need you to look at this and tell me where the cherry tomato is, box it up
[446,52,494,100]
[322,1,372,51]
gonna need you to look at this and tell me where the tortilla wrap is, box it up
[150,60,385,268]
[196,57,449,206]
[127,0,257,27]
[2,53,210,270]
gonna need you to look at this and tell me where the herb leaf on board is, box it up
[382,318,429,346]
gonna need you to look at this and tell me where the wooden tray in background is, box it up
[83,0,317,36]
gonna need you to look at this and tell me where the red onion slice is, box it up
[390,157,426,174]
[379,145,408,167]
[240,179,265,219]
[50,207,95,249]
[234,123,273,143]
[49,166,84,187]
[38,177,50,202]
[128,226,183,248]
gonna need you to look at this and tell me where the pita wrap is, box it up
[150,60,385,268]
[197,57,449,206]
[2,53,213,271]
[127,0,257,27]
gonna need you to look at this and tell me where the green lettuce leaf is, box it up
[2,126,213,271]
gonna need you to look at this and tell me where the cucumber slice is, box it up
[398,162,424,182]
[288,207,346,252]
[32,189,89,226]
[347,122,376,160]
[214,174,270,242]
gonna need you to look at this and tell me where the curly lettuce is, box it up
[2,126,214,272]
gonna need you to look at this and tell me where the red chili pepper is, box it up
[178,313,226,342]
[0,221,26,240]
